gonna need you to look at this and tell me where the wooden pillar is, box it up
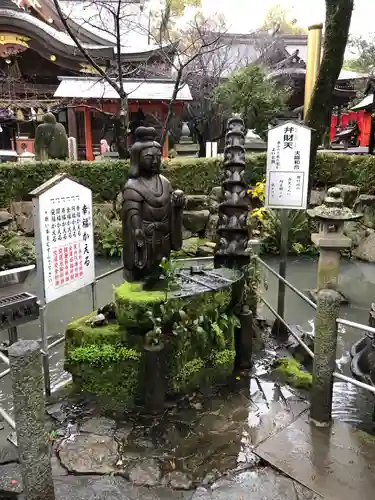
[67,106,77,139]
[83,106,93,161]
[369,90,375,155]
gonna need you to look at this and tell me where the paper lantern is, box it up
[36,108,44,122]
[16,109,24,121]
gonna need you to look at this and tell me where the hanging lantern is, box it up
[36,108,44,122]
[16,109,24,121]
[30,107,36,121]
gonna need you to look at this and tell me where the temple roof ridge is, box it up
[0,7,112,49]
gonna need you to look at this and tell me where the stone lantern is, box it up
[307,186,362,302]
[175,122,199,157]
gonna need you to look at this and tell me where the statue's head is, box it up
[129,126,162,179]
[43,112,57,125]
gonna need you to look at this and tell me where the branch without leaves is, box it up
[52,0,126,100]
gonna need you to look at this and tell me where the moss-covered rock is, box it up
[114,281,165,331]
[65,313,124,351]
[273,357,312,390]
[67,343,142,409]
[65,283,237,410]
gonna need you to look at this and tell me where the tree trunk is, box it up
[161,70,183,148]
[114,96,129,159]
[305,0,354,170]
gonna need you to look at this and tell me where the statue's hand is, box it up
[134,228,146,248]
[171,189,185,209]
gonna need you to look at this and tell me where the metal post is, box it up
[271,209,289,339]
[91,280,97,312]
[310,289,341,426]
[39,304,51,397]
[144,343,165,414]
[235,309,253,373]
[8,326,18,345]
[8,340,55,499]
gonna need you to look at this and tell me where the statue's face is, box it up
[139,146,161,176]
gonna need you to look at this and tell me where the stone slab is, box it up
[254,414,375,500]
[190,468,321,499]
[80,416,116,436]
[245,379,309,448]
[53,475,194,500]
[0,462,23,494]
[0,432,18,464]
[58,434,119,474]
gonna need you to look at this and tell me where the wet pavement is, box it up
[0,370,320,499]
[256,414,375,500]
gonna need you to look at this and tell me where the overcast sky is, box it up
[200,0,371,38]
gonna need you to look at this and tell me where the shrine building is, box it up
[0,0,192,160]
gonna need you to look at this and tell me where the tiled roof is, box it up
[54,77,192,101]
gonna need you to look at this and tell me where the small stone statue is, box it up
[34,113,68,161]
[122,126,185,282]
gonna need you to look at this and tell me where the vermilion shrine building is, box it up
[0,0,192,160]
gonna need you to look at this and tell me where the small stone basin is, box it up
[170,266,243,299]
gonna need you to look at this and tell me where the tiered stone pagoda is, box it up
[214,115,250,270]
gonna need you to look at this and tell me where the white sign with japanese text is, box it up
[33,176,95,304]
[265,121,311,210]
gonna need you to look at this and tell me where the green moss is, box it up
[114,281,165,330]
[211,349,236,367]
[68,344,141,366]
[115,281,165,302]
[65,281,237,409]
[65,313,125,353]
[273,357,312,389]
[67,343,142,409]
[173,358,205,392]
[172,349,236,393]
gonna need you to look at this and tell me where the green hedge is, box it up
[1,152,374,207]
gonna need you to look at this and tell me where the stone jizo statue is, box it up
[122,126,185,283]
[34,112,68,161]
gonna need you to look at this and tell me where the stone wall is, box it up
[3,184,375,263]
[5,188,224,247]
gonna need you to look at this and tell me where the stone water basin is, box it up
[64,265,243,413]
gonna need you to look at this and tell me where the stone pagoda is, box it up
[214,115,250,269]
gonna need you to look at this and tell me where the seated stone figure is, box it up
[122,126,185,283]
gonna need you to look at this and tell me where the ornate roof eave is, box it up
[117,42,178,62]
[255,40,291,67]
[0,8,177,68]
[0,9,114,61]
[267,67,306,81]
[8,0,121,46]
[42,0,116,46]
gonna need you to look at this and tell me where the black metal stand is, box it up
[271,210,289,340]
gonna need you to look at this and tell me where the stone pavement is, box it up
[2,370,374,500]
[8,467,320,500]
[0,377,322,500]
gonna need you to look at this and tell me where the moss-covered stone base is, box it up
[65,282,238,411]
[273,357,312,390]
